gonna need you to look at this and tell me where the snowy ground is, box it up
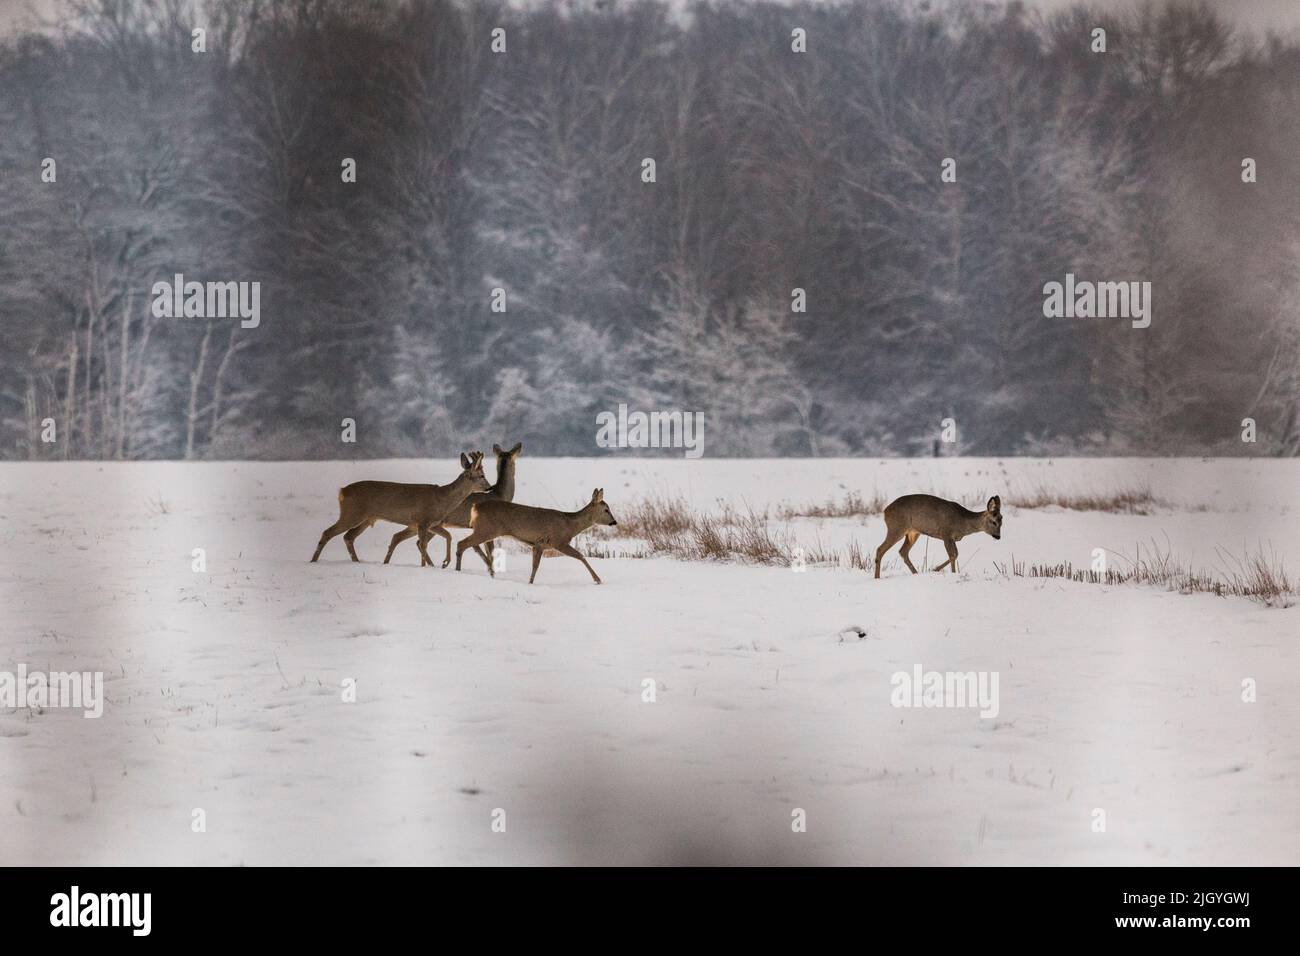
[0,457,1296,865]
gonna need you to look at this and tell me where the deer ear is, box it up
[510,442,522,455]
[988,495,1001,513]
[591,488,601,502]
[460,453,471,469]
[492,444,503,455]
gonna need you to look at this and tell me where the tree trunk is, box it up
[185,323,213,460]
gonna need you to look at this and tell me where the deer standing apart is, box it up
[310,452,490,564]
[455,488,618,584]
[874,494,1002,579]
[383,442,521,569]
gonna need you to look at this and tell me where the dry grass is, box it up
[610,496,1293,606]
[777,489,888,520]
[993,542,1294,607]
[611,494,697,546]
[1003,484,1170,514]
[612,494,793,565]
[779,483,1199,518]
[576,539,647,560]
[799,537,872,571]
[1218,545,1294,606]
[614,496,873,571]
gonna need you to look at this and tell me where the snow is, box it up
[1,457,1296,865]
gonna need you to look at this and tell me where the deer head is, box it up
[589,487,617,526]
[458,451,491,493]
[982,495,1002,539]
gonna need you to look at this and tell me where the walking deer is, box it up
[383,442,521,569]
[309,452,490,564]
[455,488,618,584]
[874,494,1002,578]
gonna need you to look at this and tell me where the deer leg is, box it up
[944,538,959,573]
[384,525,418,564]
[416,526,436,567]
[473,543,494,571]
[456,531,494,573]
[311,518,352,562]
[343,520,373,562]
[874,528,904,579]
[898,531,920,574]
[423,525,452,568]
[528,546,544,584]
[557,542,602,584]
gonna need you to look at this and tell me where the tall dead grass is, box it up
[777,483,1201,518]
[776,489,888,519]
[1003,484,1169,514]
[993,542,1294,607]
[612,494,793,565]
[612,496,1294,606]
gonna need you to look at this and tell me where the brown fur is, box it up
[383,442,522,569]
[874,494,1002,578]
[455,488,618,584]
[309,452,489,565]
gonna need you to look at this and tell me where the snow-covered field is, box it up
[1,457,1296,865]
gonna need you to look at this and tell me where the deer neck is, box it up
[959,511,985,538]
[565,503,600,537]
[440,472,474,504]
[494,458,516,501]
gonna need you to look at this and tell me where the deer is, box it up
[382,442,522,569]
[309,452,490,565]
[874,494,1002,579]
[454,488,618,584]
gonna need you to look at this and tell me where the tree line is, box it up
[1,0,1297,459]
